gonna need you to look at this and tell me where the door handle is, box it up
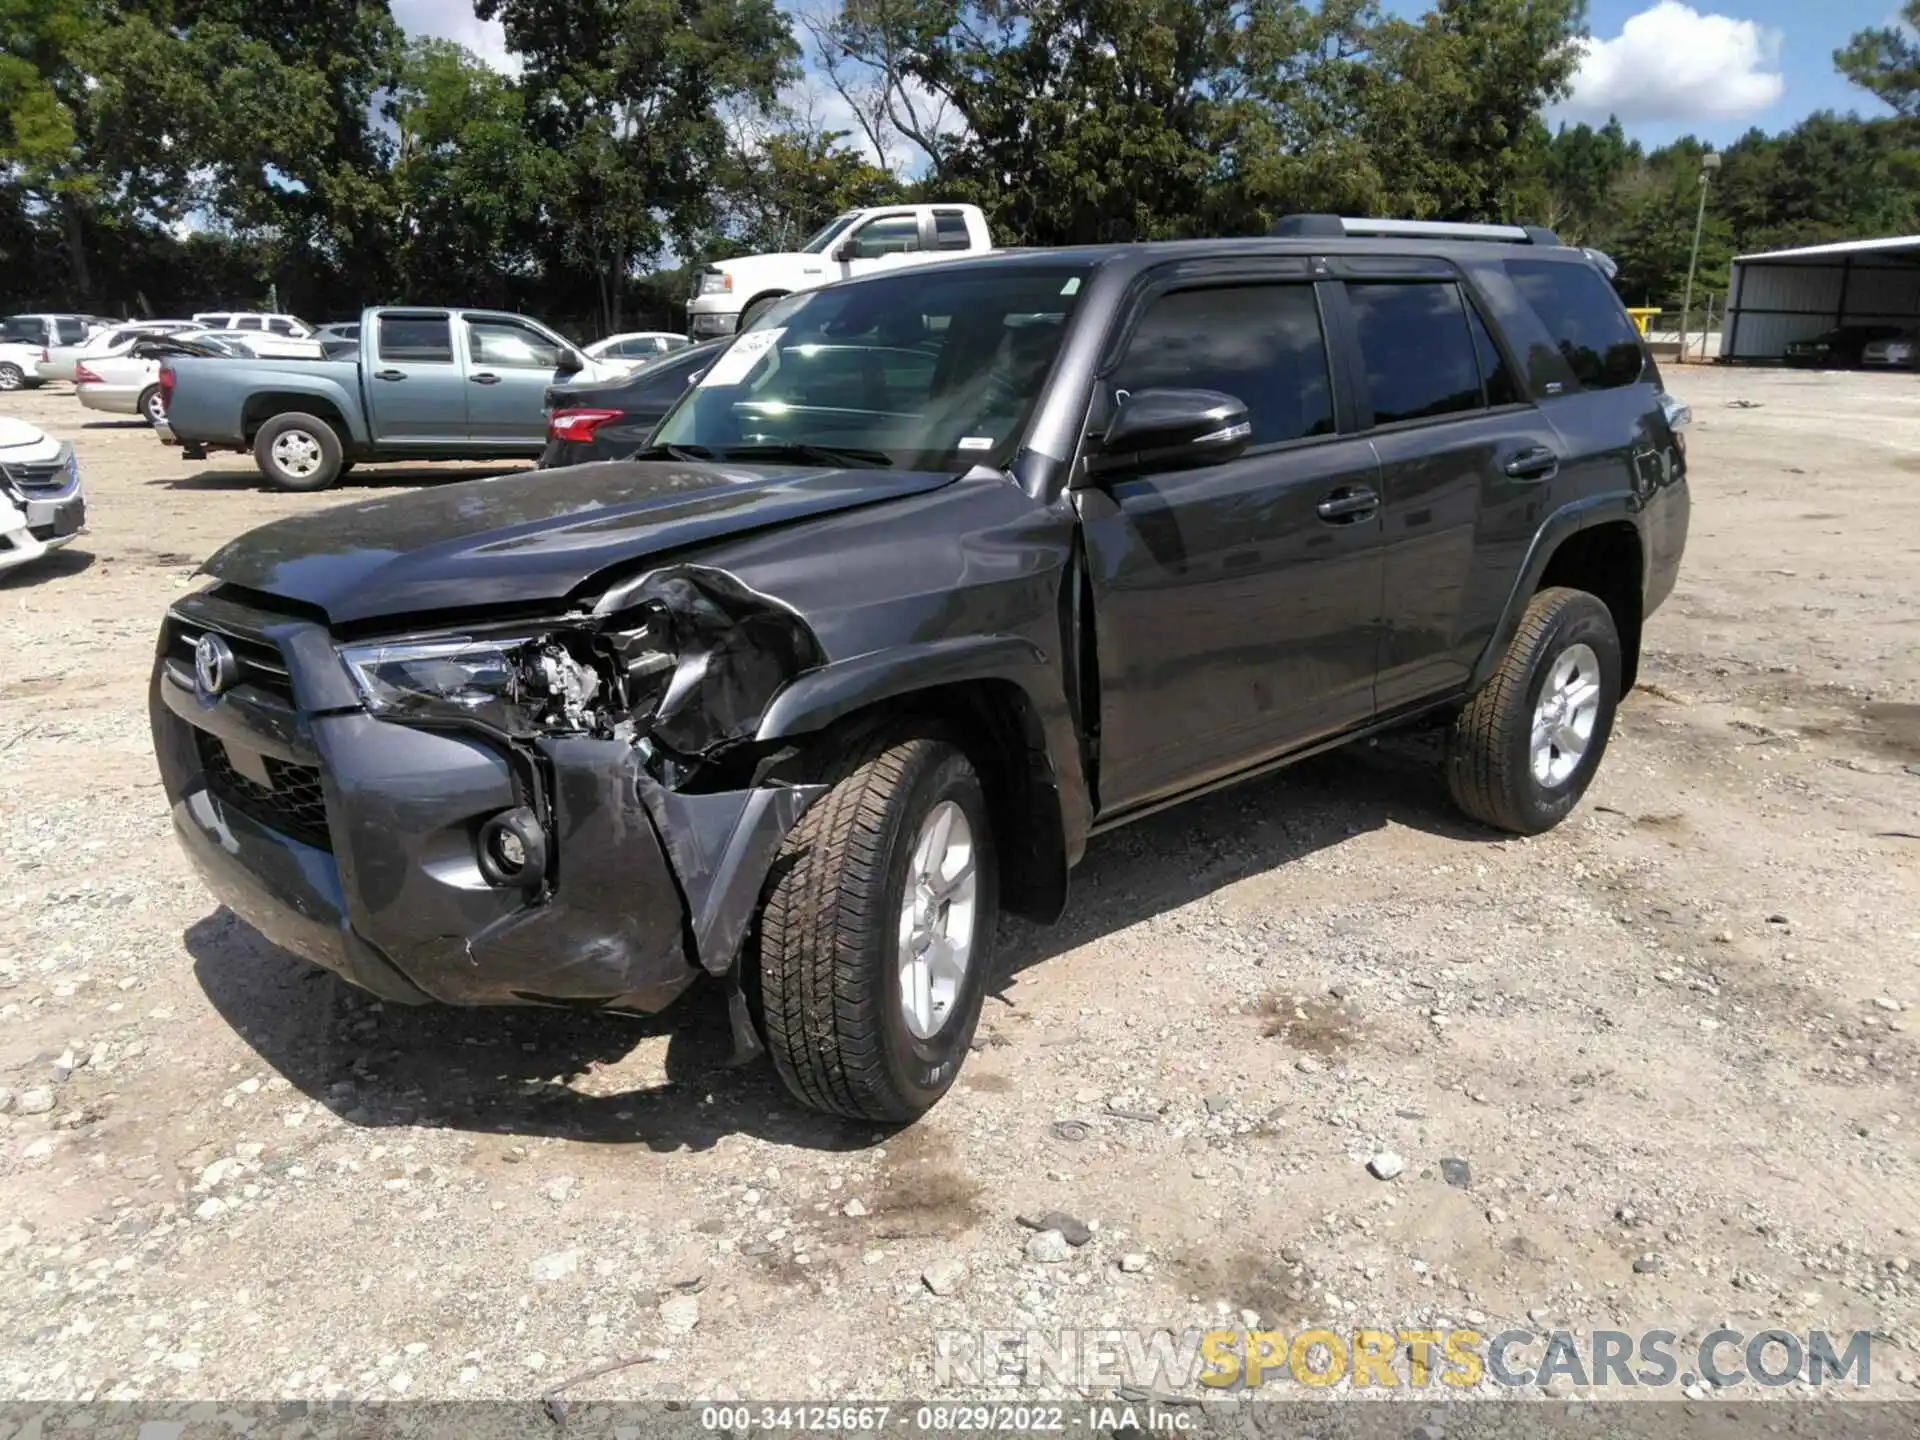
[1316,486,1380,523]
[1504,446,1560,481]
[471,372,501,385]
[374,369,406,381]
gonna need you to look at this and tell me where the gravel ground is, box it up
[0,368,1915,1405]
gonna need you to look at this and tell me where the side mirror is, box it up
[556,349,584,375]
[832,241,856,263]
[1083,388,1251,480]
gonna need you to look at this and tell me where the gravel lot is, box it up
[0,368,1915,1404]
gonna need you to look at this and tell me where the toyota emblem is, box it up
[194,634,237,697]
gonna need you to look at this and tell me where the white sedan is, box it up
[583,331,691,371]
[76,331,250,424]
[38,320,199,383]
[0,416,86,575]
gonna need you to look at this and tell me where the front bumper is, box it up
[0,443,86,563]
[150,592,704,1012]
[686,296,742,339]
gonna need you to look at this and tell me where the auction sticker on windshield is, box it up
[699,328,784,388]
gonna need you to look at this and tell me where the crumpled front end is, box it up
[150,570,831,1014]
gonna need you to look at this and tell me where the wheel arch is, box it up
[241,392,359,448]
[738,290,790,324]
[1472,498,1647,695]
[755,638,1083,924]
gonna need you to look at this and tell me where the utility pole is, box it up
[1678,150,1721,364]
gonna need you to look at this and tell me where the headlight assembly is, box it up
[698,269,732,296]
[339,622,675,738]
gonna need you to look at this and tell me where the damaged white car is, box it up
[0,417,87,575]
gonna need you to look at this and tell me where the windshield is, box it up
[652,264,1088,473]
[799,213,861,254]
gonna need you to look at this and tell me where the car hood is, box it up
[199,459,961,626]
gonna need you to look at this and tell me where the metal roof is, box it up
[1734,235,1920,264]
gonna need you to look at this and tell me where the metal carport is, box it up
[1722,235,1920,363]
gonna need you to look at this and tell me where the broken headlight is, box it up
[339,627,672,737]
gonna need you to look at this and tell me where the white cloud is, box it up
[389,0,518,74]
[1562,2,1784,123]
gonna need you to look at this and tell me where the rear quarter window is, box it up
[1505,259,1647,392]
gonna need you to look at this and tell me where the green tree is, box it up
[1837,1,1920,117]
[475,0,798,329]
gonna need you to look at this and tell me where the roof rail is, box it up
[1268,214,1562,247]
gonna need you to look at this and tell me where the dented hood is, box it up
[199,459,960,625]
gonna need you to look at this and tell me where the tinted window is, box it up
[236,316,264,331]
[614,336,666,358]
[378,314,453,363]
[1111,285,1335,447]
[933,211,971,251]
[847,215,921,259]
[467,318,563,369]
[267,318,297,335]
[1,317,44,343]
[1506,259,1646,391]
[630,347,714,404]
[56,318,89,344]
[1346,282,1482,426]
[1466,301,1523,407]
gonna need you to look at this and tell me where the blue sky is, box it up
[391,0,1898,157]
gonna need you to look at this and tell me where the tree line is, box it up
[2,0,1915,335]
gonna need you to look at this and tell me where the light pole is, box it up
[1678,150,1721,363]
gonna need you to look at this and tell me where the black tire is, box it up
[0,363,23,392]
[738,294,783,331]
[253,412,344,491]
[137,384,166,426]
[754,731,998,1122]
[1445,586,1621,835]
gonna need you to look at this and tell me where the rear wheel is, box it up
[253,412,344,491]
[1445,586,1621,835]
[754,730,997,1122]
[0,364,22,392]
[137,384,166,425]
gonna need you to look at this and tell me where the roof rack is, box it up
[1269,214,1561,247]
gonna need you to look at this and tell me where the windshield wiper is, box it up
[719,443,895,469]
[626,442,717,463]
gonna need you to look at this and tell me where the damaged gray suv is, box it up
[150,216,1689,1121]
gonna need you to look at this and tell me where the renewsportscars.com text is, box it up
[933,1326,1875,1391]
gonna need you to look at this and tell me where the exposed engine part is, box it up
[532,641,602,731]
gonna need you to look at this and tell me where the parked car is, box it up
[39,320,199,383]
[541,338,726,466]
[687,203,993,338]
[1783,324,1904,368]
[583,331,691,369]
[0,339,48,392]
[314,322,360,359]
[2,313,102,350]
[158,307,627,489]
[76,330,252,423]
[148,217,1688,1121]
[1860,331,1919,369]
[0,415,86,574]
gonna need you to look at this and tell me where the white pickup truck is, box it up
[687,203,993,338]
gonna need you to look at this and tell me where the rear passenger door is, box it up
[366,311,469,444]
[1336,272,1568,710]
[1078,274,1386,815]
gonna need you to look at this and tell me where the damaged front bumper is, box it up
[150,585,823,1014]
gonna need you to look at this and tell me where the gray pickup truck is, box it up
[157,307,626,490]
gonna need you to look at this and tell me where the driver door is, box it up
[1076,276,1386,816]
[835,213,926,281]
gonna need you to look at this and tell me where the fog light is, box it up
[477,807,547,888]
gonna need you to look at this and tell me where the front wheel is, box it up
[1446,586,1621,835]
[253,412,344,491]
[0,364,22,392]
[738,294,783,331]
[754,731,998,1122]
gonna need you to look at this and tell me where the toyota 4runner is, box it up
[150,216,1689,1122]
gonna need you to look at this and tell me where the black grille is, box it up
[198,733,331,850]
[0,453,76,496]
[165,615,294,705]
